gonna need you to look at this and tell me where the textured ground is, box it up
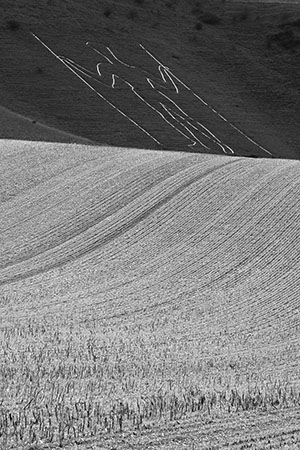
[0,140,300,448]
[1,1,300,448]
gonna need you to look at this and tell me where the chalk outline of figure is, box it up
[31,33,162,146]
[31,33,272,156]
[87,42,234,153]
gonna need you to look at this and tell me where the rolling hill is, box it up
[0,139,300,448]
[1,0,300,448]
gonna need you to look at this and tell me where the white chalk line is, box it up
[157,89,234,154]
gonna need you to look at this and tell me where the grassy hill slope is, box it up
[0,105,95,144]
[0,0,300,157]
[1,140,300,448]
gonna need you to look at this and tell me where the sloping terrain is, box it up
[0,105,94,144]
[0,0,300,157]
[0,140,300,448]
[1,0,300,448]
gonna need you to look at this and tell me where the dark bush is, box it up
[127,9,138,20]
[195,21,203,30]
[188,33,198,44]
[279,18,300,29]
[201,12,221,25]
[232,9,249,23]
[291,18,300,28]
[239,8,249,21]
[165,1,174,9]
[6,19,21,31]
[134,0,144,4]
[192,1,202,15]
[103,7,112,17]
[268,29,300,51]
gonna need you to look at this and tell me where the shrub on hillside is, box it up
[201,12,221,25]
[279,18,300,29]
[239,7,249,21]
[127,9,138,20]
[192,1,203,15]
[268,29,300,51]
[103,7,112,18]
[188,33,198,44]
[134,0,145,4]
[6,19,21,31]
[195,21,203,31]
[291,18,300,28]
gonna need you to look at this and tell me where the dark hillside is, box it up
[0,0,299,158]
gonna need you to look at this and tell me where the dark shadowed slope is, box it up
[1,0,300,157]
[0,106,95,144]
[0,140,300,448]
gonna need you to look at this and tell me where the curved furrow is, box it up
[0,143,182,227]
[67,159,273,274]
[1,142,300,351]
[32,157,249,293]
[73,159,298,295]
[62,163,240,278]
[0,157,236,284]
[152,162,299,282]
[55,158,300,338]
[68,161,298,317]
[0,153,196,267]
[180,175,300,292]
[0,141,145,205]
[0,150,184,231]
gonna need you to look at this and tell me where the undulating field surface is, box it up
[0,140,300,449]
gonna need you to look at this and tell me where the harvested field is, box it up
[0,140,300,449]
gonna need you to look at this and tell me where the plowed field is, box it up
[0,140,299,449]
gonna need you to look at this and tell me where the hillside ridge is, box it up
[1,0,300,157]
